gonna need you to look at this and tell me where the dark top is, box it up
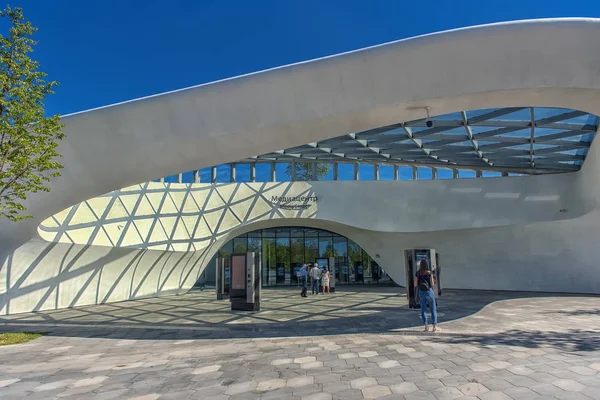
[415,272,433,291]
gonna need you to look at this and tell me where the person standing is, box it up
[413,260,438,332]
[321,266,330,294]
[299,264,309,297]
[310,263,320,295]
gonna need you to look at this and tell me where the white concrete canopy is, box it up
[3,18,600,314]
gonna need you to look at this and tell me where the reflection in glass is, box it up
[319,236,333,258]
[459,169,476,178]
[233,236,248,253]
[235,164,251,182]
[291,237,304,283]
[334,236,348,284]
[248,237,261,253]
[305,237,318,265]
[219,240,232,258]
[263,228,276,237]
[276,237,290,284]
[291,227,304,237]
[216,164,231,183]
[348,240,361,283]
[359,164,375,180]
[305,229,318,237]
[378,165,394,180]
[362,249,371,283]
[437,168,453,179]
[262,238,276,286]
[417,167,432,180]
[337,163,354,180]
[197,227,388,289]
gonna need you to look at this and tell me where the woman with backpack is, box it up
[413,260,438,332]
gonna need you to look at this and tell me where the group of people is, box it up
[298,262,330,297]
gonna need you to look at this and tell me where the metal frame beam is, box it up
[202,107,598,177]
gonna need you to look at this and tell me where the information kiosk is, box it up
[229,252,261,311]
[215,257,230,300]
[404,249,441,308]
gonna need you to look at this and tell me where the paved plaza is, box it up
[1,287,600,399]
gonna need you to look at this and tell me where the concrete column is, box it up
[333,163,338,180]
[291,161,297,181]
[193,170,199,183]
[412,166,417,180]
[312,162,317,180]
[432,168,438,180]
[476,170,482,178]
[502,172,509,177]
[230,163,236,183]
[374,164,380,180]
[250,164,256,182]
[159,177,165,183]
[177,173,183,183]
[394,165,399,180]
[353,163,359,180]
[211,166,216,183]
[270,162,276,182]
[452,169,458,179]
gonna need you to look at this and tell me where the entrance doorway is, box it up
[196,226,394,289]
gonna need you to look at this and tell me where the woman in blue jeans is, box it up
[413,260,438,332]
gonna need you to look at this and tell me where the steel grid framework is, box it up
[239,107,599,175]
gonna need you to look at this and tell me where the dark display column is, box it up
[230,252,260,311]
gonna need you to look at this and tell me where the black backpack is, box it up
[418,274,431,291]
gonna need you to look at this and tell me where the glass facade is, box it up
[159,163,529,184]
[195,226,393,288]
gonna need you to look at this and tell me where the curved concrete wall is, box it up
[3,19,600,314]
[37,170,583,248]
[0,163,597,315]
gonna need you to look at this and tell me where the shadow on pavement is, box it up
[0,287,599,348]
[421,329,600,352]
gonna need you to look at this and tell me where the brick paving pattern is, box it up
[1,287,599,399]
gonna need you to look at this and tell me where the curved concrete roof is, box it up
[4,18,600,243]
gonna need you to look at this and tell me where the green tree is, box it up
[285,162,330,181]
[0,6,63,221]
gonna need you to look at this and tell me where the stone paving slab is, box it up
[0,287,599,399]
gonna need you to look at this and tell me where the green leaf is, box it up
[0,6,64,222]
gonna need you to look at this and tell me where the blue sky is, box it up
[8,0,600,116]
[5,0,599,181]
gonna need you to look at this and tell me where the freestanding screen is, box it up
[231,255,246,290]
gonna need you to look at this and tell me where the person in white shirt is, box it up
[310,263,321,295]
[321,266,330,294]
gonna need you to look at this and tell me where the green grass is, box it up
[0,332,45,346]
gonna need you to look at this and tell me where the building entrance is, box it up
[195,227,394,289]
